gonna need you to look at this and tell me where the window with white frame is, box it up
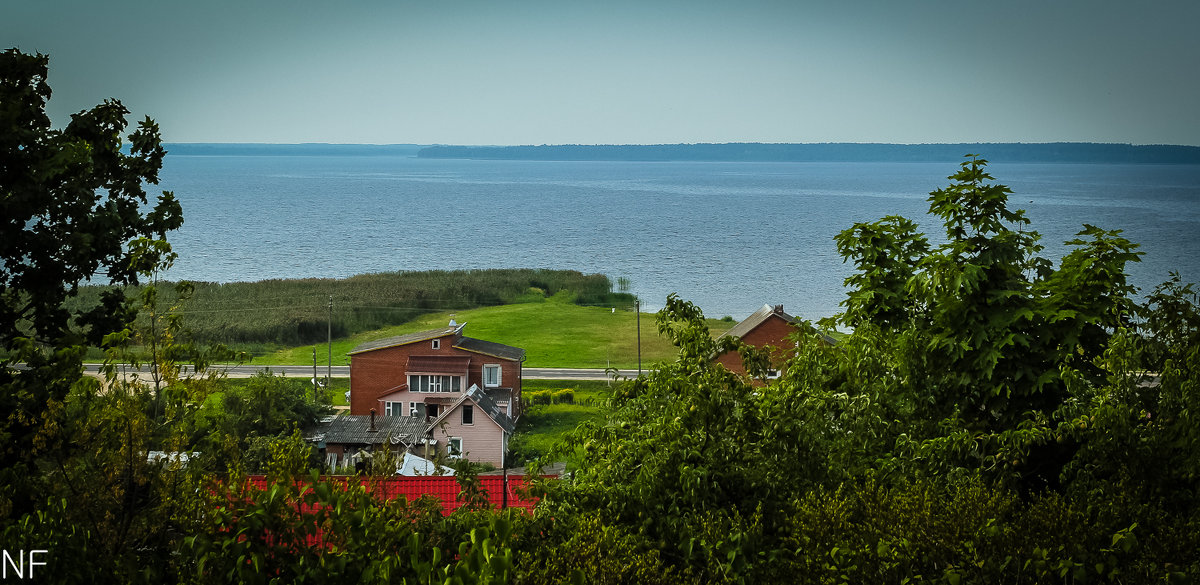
[431,339,440,350]
[385,401,404,416]
[448,437,463,458]
[408,375,463,393]
[483,364,501,387]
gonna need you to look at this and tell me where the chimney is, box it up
[449,315,458,327]
[369,408,377,432]
[773,304,784,314]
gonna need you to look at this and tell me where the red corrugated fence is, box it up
[243,474,543,514]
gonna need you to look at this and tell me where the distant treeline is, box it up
[71,269,632,348]
[162,143,425,157]
[417,142,1200,164]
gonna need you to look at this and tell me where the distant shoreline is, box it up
[415,142,1200,164]
[160,142,1200,164]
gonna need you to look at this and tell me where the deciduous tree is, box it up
[1,48,182,517]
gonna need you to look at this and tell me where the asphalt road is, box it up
[83,364,643,381]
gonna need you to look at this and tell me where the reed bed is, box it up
[71,269,633,348]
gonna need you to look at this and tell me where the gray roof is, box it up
[718,304,837,346]
[454,337,525,361]
[349,325,463,355]
[347,325,524,360]
[718,304,796,340]
[305,413,427,446]
[429,384,516,434]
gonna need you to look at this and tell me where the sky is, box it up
[5,0,1199,146]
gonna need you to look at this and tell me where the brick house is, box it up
[714,304,834,381]
[347,321,524,466]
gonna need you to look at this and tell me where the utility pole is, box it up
[636,298,641,376]
[327,295,333,386]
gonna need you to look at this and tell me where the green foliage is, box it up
[524,158,1200,582]
[194,372,329,468]
[5,64,1199,585]
[1,48,183,521]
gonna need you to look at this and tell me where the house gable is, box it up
[713,304,808,380]
[425,385,513,467]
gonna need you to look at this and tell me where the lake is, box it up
[157,155,1200,321]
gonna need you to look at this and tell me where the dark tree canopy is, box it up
[0,48,182,514]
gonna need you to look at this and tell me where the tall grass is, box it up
[70,269,634,348]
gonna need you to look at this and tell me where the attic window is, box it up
[431,339,440,350]
[462,404,474,425]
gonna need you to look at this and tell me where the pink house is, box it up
[426,384,517,468]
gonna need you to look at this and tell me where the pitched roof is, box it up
[347,326,524,361]
[718,304,797,340]
[304,414,427,446]
[406,355,472,372]
[428,384,516,434]
[454,337,525,361]
[718,304,837,346]
[348,324,465,355]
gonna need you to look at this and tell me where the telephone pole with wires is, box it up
[327,295,333,385]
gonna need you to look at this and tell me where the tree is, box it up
[0,48,183,517]
[835,156,1141,431]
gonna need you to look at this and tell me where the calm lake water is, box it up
[157,156,1200,321]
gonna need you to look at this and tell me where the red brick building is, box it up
[713,304,834,381]
[346,321,524,466]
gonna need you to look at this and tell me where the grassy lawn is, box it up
[510,379,615,465]
[252,292,734,369]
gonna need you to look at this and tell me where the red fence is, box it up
[243,474,543,514]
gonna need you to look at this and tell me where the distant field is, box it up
[253,291,734,369]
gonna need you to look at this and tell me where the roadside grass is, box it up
[253,291,734,369]
[510,379,615,465]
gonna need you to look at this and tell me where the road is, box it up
[83,364,643,381]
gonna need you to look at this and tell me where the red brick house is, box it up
[714,304,834,381]
[346,321,524,466]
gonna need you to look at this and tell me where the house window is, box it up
[483,364,501,387]
[766,369,781,379]
[427,404,441,419]
[462,404,474,425]
[432,339,440,349]
[408,374,462,393]
[385,401,403,416]
[448,437,463,458]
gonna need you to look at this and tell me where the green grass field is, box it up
[509,379,615,465]
[253,291,734,369]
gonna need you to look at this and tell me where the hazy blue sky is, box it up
[5,0,1198,145]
